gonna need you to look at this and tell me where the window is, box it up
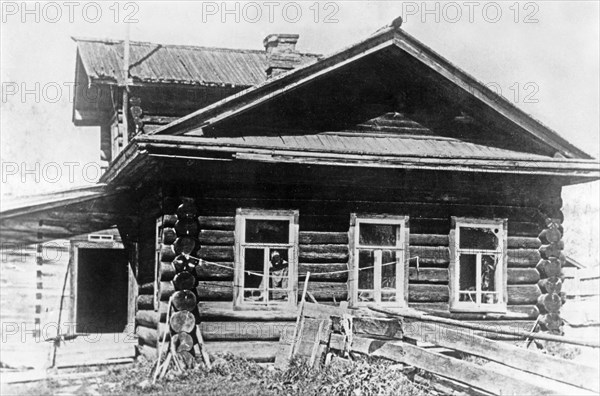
[234,209,299,309]
[349,214,409,307]
[450,217,507,313]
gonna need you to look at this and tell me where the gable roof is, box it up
[148,25,594,161]
[73,37,321,87]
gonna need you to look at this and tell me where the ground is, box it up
[0,355,434,396]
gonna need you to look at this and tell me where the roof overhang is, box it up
[0,185,132,246]
[100,135,600,187]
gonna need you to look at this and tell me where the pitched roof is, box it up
[148,25,594,161]
[73,37,321,87]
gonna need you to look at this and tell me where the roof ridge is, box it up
[71,36,321,57]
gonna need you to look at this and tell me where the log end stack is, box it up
[535,218,565,334]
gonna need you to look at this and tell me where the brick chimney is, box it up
[264,34,301,78]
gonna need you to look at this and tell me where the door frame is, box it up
[69,233,135,333]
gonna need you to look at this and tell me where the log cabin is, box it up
[1,19,599,363]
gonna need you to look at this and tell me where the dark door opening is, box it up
[76,248,129,333]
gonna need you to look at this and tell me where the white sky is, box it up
[1,0,599,196]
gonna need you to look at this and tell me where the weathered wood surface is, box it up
[408,285,449,302]
[408,235,541,249]
[299,263,348,281]
[195,261,234,280]
[332,317,403,339]
[408,268,448,283]
[196,281,234,301]
[136,344,158,361]
[331,334,596,396]
[170,311,195,333]
[172,290,197,311]
[199,321,296,341]
[508,268,540,284]
[137,295,154,310]
[198,246,234,261]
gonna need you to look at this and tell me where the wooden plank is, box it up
[333,334,595,396]
[332,316,403,339]
[199,321,296,342]
[407,303,539,320]
[299,231,348,245]
[303,302,348,319]
[203,341,279,362]
[135,310,159,328]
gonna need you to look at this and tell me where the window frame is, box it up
[234,209,299,310]
[349,214,409,308]
[449,217,508,313]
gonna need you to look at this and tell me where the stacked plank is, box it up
[535,218,566,334]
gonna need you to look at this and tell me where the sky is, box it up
[1,1,598,264]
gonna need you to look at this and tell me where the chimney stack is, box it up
[263,34,300,78]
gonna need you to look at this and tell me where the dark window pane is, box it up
[244,248,264,289]
[381,250,397,290]
[458,254,477,302]
[459,227,498,250]
[358,250,374,290]
[359,223,398,246]
[245,220,289,244]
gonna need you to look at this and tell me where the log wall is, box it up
[133,175,561,359]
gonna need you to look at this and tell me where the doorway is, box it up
[75,248,129,333]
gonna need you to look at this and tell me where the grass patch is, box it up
[4,354,435,396]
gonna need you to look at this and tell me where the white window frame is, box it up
[449,217,508,313]
[234,209,299,310]
[349,214,409,308]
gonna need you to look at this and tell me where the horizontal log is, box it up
[299,244,348,262]
[198,216,235,231]
[204,341,279,362]
[198,230,234,245]
[409,234,448,246]
[175,219,199,237]
[409,285,449,303]
[507,236,542,249]
[298,281,347,301]
[197,302,298,321]
[299,263,348,281]
[162,214,177,227]
[160,245,176,263]
[409,268,448,283]
[137,295,153,310]
[196,281,234,301]
[160,263,176,281]
[507,284,541,305]
[195,261,234,280]
[507,268,540,284]
[135,310,159,328]
[299,231,348,245]
[409,246,449,262]
[198,246,234,262]
[138,282,154,295]
[507,249,541,268]
[159,281,175,301]
[200,321,296,342]
[162,228,176,245]
[136,325,159,347]
[539,244,564,260]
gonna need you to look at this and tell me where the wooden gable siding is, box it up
[133,171,557,358]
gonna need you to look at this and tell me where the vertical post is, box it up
[121,23,131,147]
